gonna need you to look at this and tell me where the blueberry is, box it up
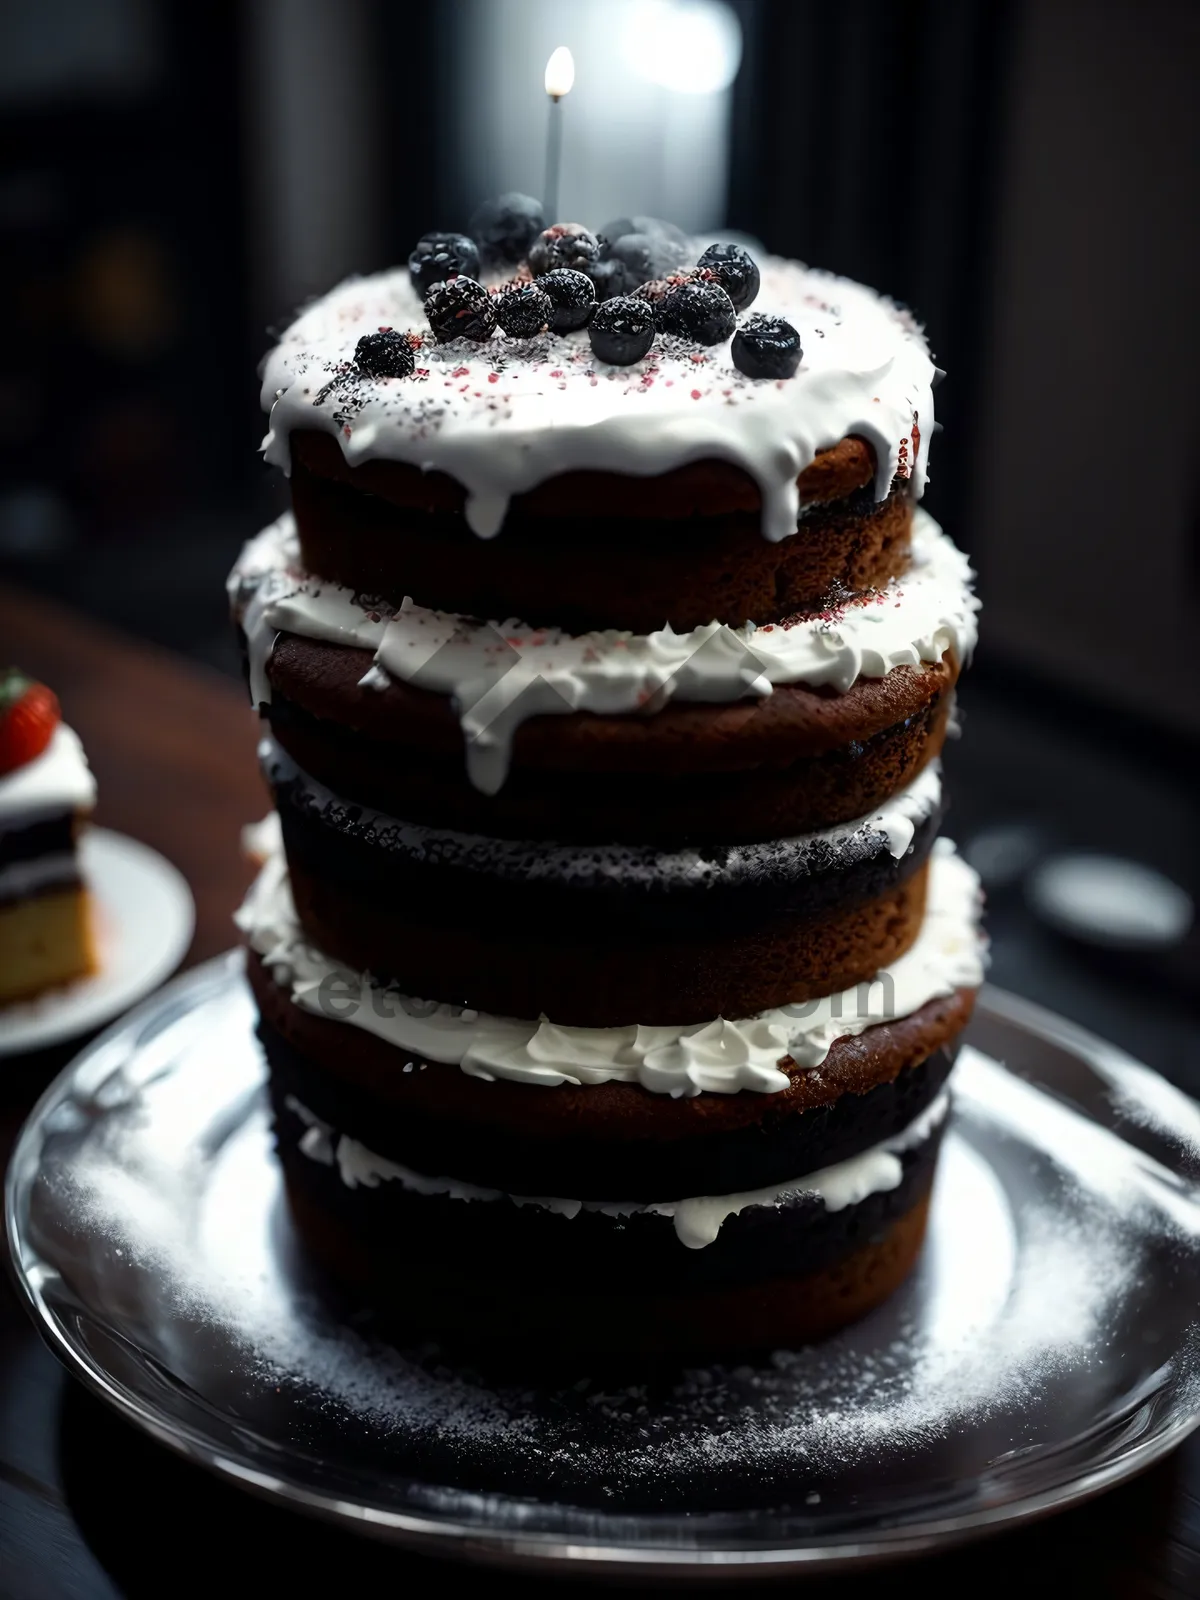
[539,268,596,331]
[469,192,544,267]
[603,233,668,289]
[584,257,633,301]
[493,282,553,339]
[697,242,761,312]
[424,277,496,343]
[657,280,737,345]
[529,223,603,276]
[588,296,656,365]
[408,232,481,298]
[600,215,688,250]
[354,329,415,378]
[731,315,803,379]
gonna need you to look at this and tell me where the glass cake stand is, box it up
[7,951,1200,1579]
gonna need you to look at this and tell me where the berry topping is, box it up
[493,282,553,339]
[599,215,689,252]
[528,223,603,276]
[603,225,688,285]
[731,314,803,379]
[538,268,597,331]
[469,192,544,267]
[657,279,737,345]
[696,242,761,312]
[354,329,416,378]
[0,669,60,776]
[407,232,481,298]
[424,276,496,343]
[587,296,656,365]
[582,257,633,301]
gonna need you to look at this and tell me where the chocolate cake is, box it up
[232,212,984,1360]
[0,672,97,1006]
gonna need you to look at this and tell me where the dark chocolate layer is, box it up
[0,814,74,868]
[269,747,943,930]
[290,426,913,634]
[261,640,955,846]
[273,1084,944,1295]
[283,1178,934,1363]
[261,1013,956,1199]
[285,851,931,1025]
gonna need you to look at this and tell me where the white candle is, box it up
[543,46,575,222]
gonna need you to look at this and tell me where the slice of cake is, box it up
[0,670,97,1006]
[232,215,983,1360]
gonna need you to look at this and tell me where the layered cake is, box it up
[0,671,97,1006]
[233,209,984,1360]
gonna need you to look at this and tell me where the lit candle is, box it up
[543,46,575,224]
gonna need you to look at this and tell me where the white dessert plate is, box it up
[7,955,1200,1578]
[0,828,194,1057]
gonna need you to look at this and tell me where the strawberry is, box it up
[0,669,61,776]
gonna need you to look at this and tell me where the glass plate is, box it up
[7,952,1200,1579]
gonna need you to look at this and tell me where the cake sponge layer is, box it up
[0,886,95,1005]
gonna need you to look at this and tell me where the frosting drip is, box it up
[286,1090,950,1250]
[238,837,984,1097]
[262,736,943,891]
[230,508,977,794]
[0,725,96,829]
[260,255,937,546]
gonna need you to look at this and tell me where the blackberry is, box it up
[408,232,481,298]
[354,329,415,378]
[529,223,603,276]
[657,280,737,345]
[493,282,553,339]
[424,277,496,343]
[469,192,544,267]
[539,268,596,331]
[697,242,761,312]
[588,296,656,365]
[731,314,803,378]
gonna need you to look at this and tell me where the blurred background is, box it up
[1,0,1198,1078]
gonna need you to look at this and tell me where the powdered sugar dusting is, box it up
[26,975,1200,1513]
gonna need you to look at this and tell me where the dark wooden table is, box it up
[1,584,1198,1598]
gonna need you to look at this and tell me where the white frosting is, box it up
[262,735,943,887]
[238,837,984,1098]
[260,255,937,546]
[0,725,96,829]
[0,852,79,901]
[286,1089,950,1250]
[230,507,976,794]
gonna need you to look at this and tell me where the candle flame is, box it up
[544,45,575,100]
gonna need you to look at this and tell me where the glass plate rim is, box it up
[6,951,1200,1577]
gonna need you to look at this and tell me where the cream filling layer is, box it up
[237,837,984,1098]
[286,1089,951,1250]
[260,254,937,546]
[0,725,96,829]
[230,508,976,794]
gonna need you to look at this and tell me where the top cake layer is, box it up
[261,255,937,632]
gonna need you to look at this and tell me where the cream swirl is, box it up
[230,508,976,794]
[260,255,937,545]
[237,837,984,1097]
